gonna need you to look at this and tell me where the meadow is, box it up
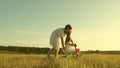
[0,54,120,68]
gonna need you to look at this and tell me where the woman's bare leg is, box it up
[47,48,55,57]
[54,48,59,59]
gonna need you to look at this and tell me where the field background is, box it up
[0,54,120,68]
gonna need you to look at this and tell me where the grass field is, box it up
[0,54,120,68]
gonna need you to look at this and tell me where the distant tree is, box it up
[96,50,100,53]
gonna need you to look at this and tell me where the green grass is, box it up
[0,54,120,68]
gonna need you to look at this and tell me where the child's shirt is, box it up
[65,42,76,54]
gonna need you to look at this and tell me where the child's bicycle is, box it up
[62,44,82,58]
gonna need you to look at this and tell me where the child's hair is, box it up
[65,24,72,29]
[65,32,71,43]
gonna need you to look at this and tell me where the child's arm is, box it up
[71,39,74,44]
[70,39,77,47]
[66,42,75,46]
[61,37,65,49]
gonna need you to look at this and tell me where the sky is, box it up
[0,0,120,51]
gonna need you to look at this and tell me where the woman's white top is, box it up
[49,28,65,46]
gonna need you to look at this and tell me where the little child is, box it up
[64,33,80,58]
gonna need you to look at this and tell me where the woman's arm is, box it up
[71,39,74,44]
[61,37,65,49]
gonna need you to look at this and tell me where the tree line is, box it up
[0,45,120,54]
[0,45,64,54]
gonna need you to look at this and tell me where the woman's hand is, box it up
[74,44,77,47]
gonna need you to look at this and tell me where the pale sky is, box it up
[0,0,120,50]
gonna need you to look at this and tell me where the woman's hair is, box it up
[65,24,72,29]
[65,32,71,43]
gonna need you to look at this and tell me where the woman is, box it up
[45,24,72,60]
